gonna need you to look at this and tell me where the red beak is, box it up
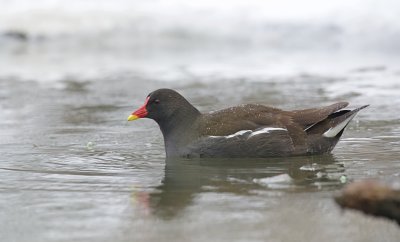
[127,97,150,121]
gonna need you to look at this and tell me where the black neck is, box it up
[158,106,200,138]
[156,106,200,157]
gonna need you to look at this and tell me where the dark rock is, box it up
[335,180,400,225]
[2,31,29,41]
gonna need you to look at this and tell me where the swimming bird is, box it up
[127,88,368,158]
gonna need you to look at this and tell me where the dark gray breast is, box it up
[183,127,295,158]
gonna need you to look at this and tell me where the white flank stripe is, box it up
[323,112,358,138]
[248,127,287,138]
[209,130,250,139]
[225,130,251,138]
[209,127,287,139]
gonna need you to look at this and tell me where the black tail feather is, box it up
[306,105,369,137]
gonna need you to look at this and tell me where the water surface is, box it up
[1,72,400,242]
[1,1,400,241]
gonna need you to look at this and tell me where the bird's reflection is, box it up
[133,155,344,219]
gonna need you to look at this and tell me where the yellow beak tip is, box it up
[127,115,139,121]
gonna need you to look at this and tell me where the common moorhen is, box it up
[128,88,368,158]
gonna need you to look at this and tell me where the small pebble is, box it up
[86,141,95,150]
[340,175,347,184]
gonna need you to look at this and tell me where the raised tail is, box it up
[303,104,368,154]
[306,105,369,138]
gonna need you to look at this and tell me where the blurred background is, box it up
[1,0,400,80]
[1,1,400,242]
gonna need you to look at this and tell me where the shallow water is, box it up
[1,1,400,241]
[1,70,400,242]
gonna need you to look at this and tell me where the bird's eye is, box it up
[154,99,160,104]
